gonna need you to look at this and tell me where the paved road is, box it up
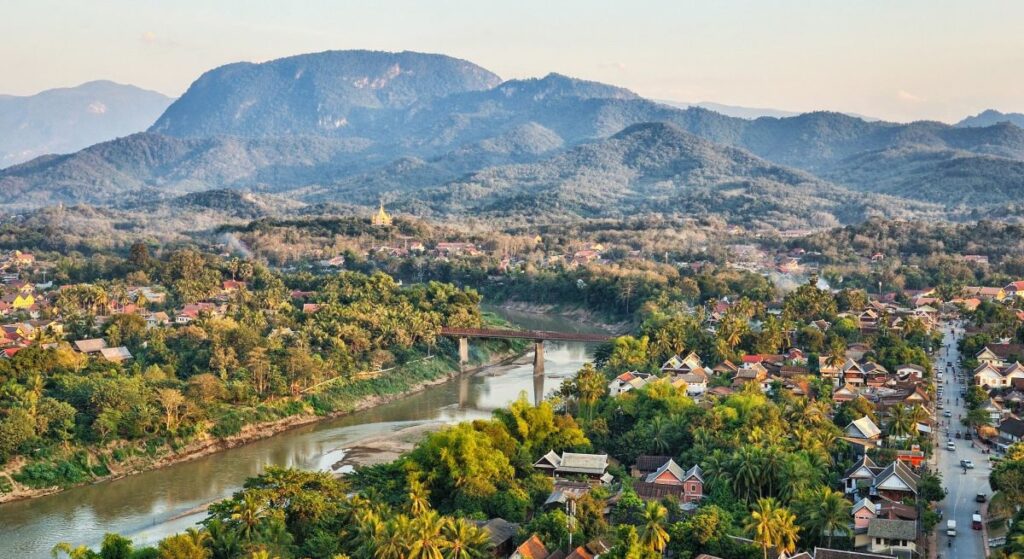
[935,320,989,559]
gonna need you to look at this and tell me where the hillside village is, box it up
[5,234,1024,559]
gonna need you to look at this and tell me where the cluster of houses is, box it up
[843,456,922,557]
[603,328,943,557]
[358,210,623,274]
[498,450,704,559]
[970,343,1024,452]
[0,269,257,360]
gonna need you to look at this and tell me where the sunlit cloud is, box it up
[896,89,924,103]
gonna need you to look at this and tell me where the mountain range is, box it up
[0,81,173,167]
[957,109,1024,129]
[2,50,1023,228]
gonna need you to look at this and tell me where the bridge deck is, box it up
[440,326,611,343]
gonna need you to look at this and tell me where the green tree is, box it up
[157,529,210,559]
[639,501,670,553]
[441,518,492,559]
[745,498,799,559]
[574,363,607,420]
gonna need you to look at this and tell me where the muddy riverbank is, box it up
[0,350,522,506]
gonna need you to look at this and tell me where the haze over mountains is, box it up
[2,50,1023,227]
[0,81,172,167]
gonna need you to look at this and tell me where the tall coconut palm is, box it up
[814,488,853,548]
[888,404,914,438]
[639,501,670,554]
[230,494,267,542]
[204,519,242,559]
[441,518,493,559]
[649,416,672,454]
[717,315,746,350]
[732,446,764,502]
[377,515,413,559]
[353,510,384,559]
[826,340,847,371]
[407,477,431,516]
[408,510,449,559]
[745,498,800,559]
[702,449,731,491]
[575,364,607,420]
[759,446,784,498]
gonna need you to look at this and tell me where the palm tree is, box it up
[888,404,914,438]
[731,446,764,502]
[575,363,606,420]
[639,501,670,553]
[377,515,413,559]
[408,477,431,516]
[441,518,493,559]
[826,339,847,371]
[354,510,384,559]
[814,488,852,548]
[745,498,800,559]
[157,528,211,559]
[702,449,731,491]
[204,519,242,559]
[230,494,266,541]
[758,445,784,498]
[408,510,449,559]
[717,315,746,350]
[650,416,672,454]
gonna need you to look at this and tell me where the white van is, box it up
[947,519,957,536]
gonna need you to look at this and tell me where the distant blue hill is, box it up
[957,109,1024,129]
[0,80,173,167]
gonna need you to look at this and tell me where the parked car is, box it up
[976,493,987,503]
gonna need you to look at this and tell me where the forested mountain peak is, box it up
[493,72,639,101]
[957,109,1024,129]
[149,50,502,138]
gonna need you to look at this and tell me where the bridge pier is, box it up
[458,337,469,370]
[533,340,544,376]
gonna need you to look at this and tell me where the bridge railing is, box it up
[439,326,611,343]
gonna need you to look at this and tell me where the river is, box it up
[0,309,600,558]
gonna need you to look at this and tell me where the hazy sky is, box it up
[3,0,1023,123]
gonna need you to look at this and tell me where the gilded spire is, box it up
[372,200,392,226]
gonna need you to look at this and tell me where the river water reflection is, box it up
[0,309,599,558]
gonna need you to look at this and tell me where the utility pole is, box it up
[566,497,576,552]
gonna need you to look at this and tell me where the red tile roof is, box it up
[514,535,550,559]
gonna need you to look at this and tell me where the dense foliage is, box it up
[0,247,513,493]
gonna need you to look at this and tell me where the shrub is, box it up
[211,412,245,438]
